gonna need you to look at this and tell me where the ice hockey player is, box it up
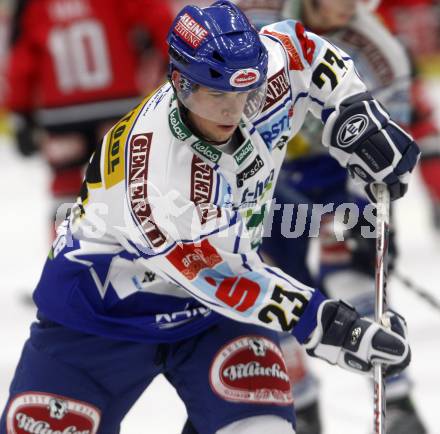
[229,1,427,433]
[1,1,418,433]
[4,0,174,237]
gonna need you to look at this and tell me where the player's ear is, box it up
[171,70,181,88]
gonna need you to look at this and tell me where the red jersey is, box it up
[377,0,437,34]
[6,0,173,127]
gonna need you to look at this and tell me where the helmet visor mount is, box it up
[175,75,267,125]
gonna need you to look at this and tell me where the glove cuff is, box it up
[305,300,360,364]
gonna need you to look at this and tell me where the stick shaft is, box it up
[373,184,390,434]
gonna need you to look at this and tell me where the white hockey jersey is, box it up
[34,20,367,343]
[239,1,411,154]
[293,7,411,160]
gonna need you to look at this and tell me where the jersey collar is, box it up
[168,94,257,172]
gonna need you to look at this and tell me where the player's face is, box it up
[310,0,357,30]
[187,87,247,142]
[187,106,241,143]
[171,70,267,142]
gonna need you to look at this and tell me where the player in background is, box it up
[377,0,440,230]
[3,0,174,237]
[213,1,426,433]
[1,1,418,433]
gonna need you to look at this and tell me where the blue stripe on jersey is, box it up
[294,92,308,105]
[254,96,292,126]
[233,220,244,253]
[310,96,324,106]
[240,254,253,272]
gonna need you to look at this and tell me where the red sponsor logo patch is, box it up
[128,133,167,248]
[295,22,316,65]
[262,68,290,112]
[262,29,303,70]
[174,13,209,49]
[213,276,260,312]
[230,69,260,88]
[209,336,293,405]
[6,392,100,434]
[191,156,221,224]
[166,239,222,280]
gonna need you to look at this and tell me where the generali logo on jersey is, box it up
[209,336,293,405]
[6,392,101,434]
[191,156,221,224]
[263,68,290,112]
[129,133,167,248]
[174,13,209,48]
[230,69,260,88]
[191,156,214,206]
[166,239,222,280]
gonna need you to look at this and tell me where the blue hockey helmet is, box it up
[168,0,268,91]
[167,1,268,123]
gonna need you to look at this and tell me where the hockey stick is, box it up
[394,271,440,312]
[373,183,390,434]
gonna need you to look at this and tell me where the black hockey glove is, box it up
[324,92,420,202]
[305,300,411,378]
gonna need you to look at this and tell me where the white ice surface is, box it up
[1,81,440,433]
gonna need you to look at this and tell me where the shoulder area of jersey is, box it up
[122,83,221,191]
[260,19,324,70]
[127,82,182,147]
[129,82,215,154]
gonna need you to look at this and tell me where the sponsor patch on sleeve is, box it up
[262,29,304,71]
[104,100,145,189]
[6,392,101,434]
[209,336,293,405]
[166,239,223,280]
